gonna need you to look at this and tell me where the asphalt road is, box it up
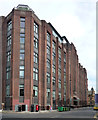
[2,107,97,119]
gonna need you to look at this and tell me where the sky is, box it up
[0,0,96,92]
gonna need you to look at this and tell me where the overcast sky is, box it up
[0,0,96,92]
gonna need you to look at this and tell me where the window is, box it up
[52,52,56,61]
[7,36,11,47]
[58,80,61,89]
[58,69,61,78]
[47,45,50,55]
[33,68,38,80]
[19,85,24,96]
[64,63,66,72]
[20,18,25,29]
[33,86,38,97]
[64,83,66,94]
[52,91,55,100]
[64,53,66,63]
[20,37,25,44]
[52,76,55,86]
[20,21,25,28]
[34,37,38,49]
[52,41,56,53]
[64,73,66,82]
[59,92,61,100]
[6,85,10,96]
[7,20,12,37]
[19,71,24,78]
[6,51,11,62]
[58,47,61,58]
[47,89,50,98]
[20,54,24,60]
[20,33,25,37]
[52,64,56,74]
[20,49,25,53]
[47,73,50,83]
[19,66,24,70]
[6,71,10,80]
[64,94,66,101]
[34,52,38,63]
[47,59,50,68]
[34,22,39,34]
[47,32,51,44]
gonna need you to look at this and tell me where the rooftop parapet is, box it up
[14,4,34,13]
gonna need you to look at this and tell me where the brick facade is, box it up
[1,5,88,111]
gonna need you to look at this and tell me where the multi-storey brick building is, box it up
[0,4,88,111]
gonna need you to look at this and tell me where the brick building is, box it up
[0,5,88,111]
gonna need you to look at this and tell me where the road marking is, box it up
[94,113,98,119]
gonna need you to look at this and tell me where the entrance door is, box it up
[22,105,25,111]
[73,97,78,106]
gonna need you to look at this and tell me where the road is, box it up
[2,107,97,119]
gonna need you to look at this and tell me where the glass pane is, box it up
[20,89,24,96]
[20,33,25,37]
[20,54,24,60]
[20,22,25,28]
[20,37,25,43]
[19,71,24,78]
[20,66,24,70]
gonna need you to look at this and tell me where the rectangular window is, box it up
[52,52,56,61]
[20,37,25,44]
[47,59,50,69]
[52,64,56,74]
[6,85,10,96]
[47,45,50,55]
[52,41,56,53]
[34,37,38,49]
[20,17,25,28]
[64,53,66,63]
[58,80,61,89]
[6,51,11,62]
[47,73,50,84]
[47,89,50,98]
[34,52,38,64]
[47,32,51,44]
[19,85,24,96]
[33,86,38,97]
[7,20,12,37]
[20,49,25,53]
[59,92,61,100]
[58,47,61,58]
[6,71,10,80]
[7,36,11,47]
[20,54,24,60]
[20,33,25,37]
[64,73,66,82]
[20,66,24,70]
[34,22,39,34]
[33,68,38,80]
[58,69,61,78]
[52,76,55,86]
[64,63,66,72]
[52,91,55,100]
[19,71,24,78]
[20,22,25,28]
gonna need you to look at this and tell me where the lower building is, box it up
[0,4,88,111]
[88,88,95,107]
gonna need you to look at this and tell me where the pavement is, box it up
[2,107,97,118]
[2,109,57,114]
